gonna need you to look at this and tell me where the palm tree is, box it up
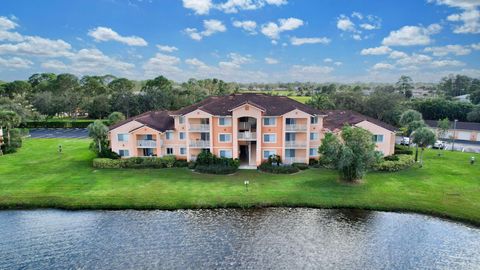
[87,120,109,153]
[412,127,436,167]
[0,110,21,147]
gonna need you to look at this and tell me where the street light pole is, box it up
[451,119,458,151]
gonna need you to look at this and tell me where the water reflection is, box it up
[0,208,479,269]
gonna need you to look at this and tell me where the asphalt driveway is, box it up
[29,128,88,139]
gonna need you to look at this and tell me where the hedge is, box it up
[21,120,109,129]
[195,164,238,174]
[93,156,183,169]
[190,150,240,174]
[372,154,415,172]
[258,162,300,174]
[292,163,309,170]
[395,145,413,155]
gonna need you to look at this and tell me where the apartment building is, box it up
[109,94,396,166]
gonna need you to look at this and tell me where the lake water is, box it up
[0,208,479,269]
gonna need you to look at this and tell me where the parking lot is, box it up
[29,128,88,139]
[396,136,480,153]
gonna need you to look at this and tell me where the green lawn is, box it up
[1,138,479,225]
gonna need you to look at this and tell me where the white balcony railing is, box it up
[238,132,256,140]
[238,122,255,130]
[137,140,157,148]
[285,141,307,148]
[284,157,307,164]
[189,124,210,132]
[285,124,307,131]
[189,140,210,148]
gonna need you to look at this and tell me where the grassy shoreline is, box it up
[1,138,479,226]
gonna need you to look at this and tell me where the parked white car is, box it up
[400,137,411,146]
[433,140,446,149]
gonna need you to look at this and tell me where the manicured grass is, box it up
[1,138,479,225]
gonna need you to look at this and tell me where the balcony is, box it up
[137,140,157,148]
[238,131,256,141]
[284,157,307,164]
[189,140,210,148]
[285,124,307,132]
[189,124,210,132]
[238,122,255,130]
[285,141,307,148]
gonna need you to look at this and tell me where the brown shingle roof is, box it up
[425,120,480,131]
[172,93,324,116]
[321,110,397,132]
[109,111,174,132]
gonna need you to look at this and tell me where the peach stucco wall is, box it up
[232,104,263,165]
[109,120,144,157]
[355,120,395,156]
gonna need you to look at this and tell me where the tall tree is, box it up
[319,126,380,182]
[140,75,175,111]
[399,109,426,162]
[412,127,436,167]
[437,118,450,139]
[396,75,414,99]
[306,94,335,110]
[87,120,109,154]
[0,110,21,147]
[109,78,136,117]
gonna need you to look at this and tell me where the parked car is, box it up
[400,137,411,146]
[433,140,446,149]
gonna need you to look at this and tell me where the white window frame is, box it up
[180,147,186,155]
[373,134,384,143]
[166,147,174,155]
[263,133,277,143]
[218,117,232,127]
[309,148,318,156]
[179,132,186,140]
[310,132,319,141]
[179,116,185,124]
[263,150,276,159]
[219,149,233,158]
[117,133,129,142]
[166,131,173,140]
[310,116,318,124]
[263,117,276,126]
[285,149,296,158]
[119,149,129,157]
[218,133,232,143]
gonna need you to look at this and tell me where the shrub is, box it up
[258,162,300,174]
[292,163,309,170]
[188,161,196,170]
[92,156,185,169]
[195,164,238,174]
[193,150,239,174]
[93,158,123,169]
[309,158,319,166]
[174,159,189,168]
[384,155,400,161]
[395,145,413,155]
[1,128,23,154]
[372,154,415,172]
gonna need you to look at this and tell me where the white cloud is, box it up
[429,0,480,34]
[265,57,279,64]
[360,23,377,30]
[382,24,442,46]
[70,48,135,74]
[360,46,392,55]
[185,19,226,40]
[0,36,73,57]
[323,58,333,63]
[41,59,67,70]
[334,61,342,66]
[351,11,363,20]
[290,36,330,46]
[337,15,355,32]
[424,44,471,56]
[260,17,303,39]
[218,53,252,69]
[217,0,287,13]
[143,52,182,77]
[232,20,257,34]
[0,16,18,30]
[182,0,213,15]
[88,27,147,46]
[472,42,480,50]
[389,50,408,59]
[156,45,178,52]
[185,57,207,67]
[431,59,465,67]
[372,62,394,70]
[0,56,33,69]
[395,53,432,66]
[288,65,334,81]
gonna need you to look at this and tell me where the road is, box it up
[29,128,88,139]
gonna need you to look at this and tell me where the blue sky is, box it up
[0,0,479,83]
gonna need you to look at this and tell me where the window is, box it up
[180,147,186,155]
[286,118,296,125]
[166,131,173,140]
[179,116,185,124]
[263,150,276,159]
[309,148,318,156]
[166,148,174,155]
[219,150,232,158]
[311,116,318,124]
[285,133,296,141]
[179,132,186,140]
[373,134,384,143]
[285,149,295,158]
[263,134,276,143]
[119,149,129,157]
[219,133,231,142]
[263,117,276,126]
[310,132,319,140]
[145,134,153,140]
[117,134,129,142]
[218,117,231,126]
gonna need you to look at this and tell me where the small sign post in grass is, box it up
[244,180,249,192]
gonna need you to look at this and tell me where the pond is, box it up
[0,208,479,269]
